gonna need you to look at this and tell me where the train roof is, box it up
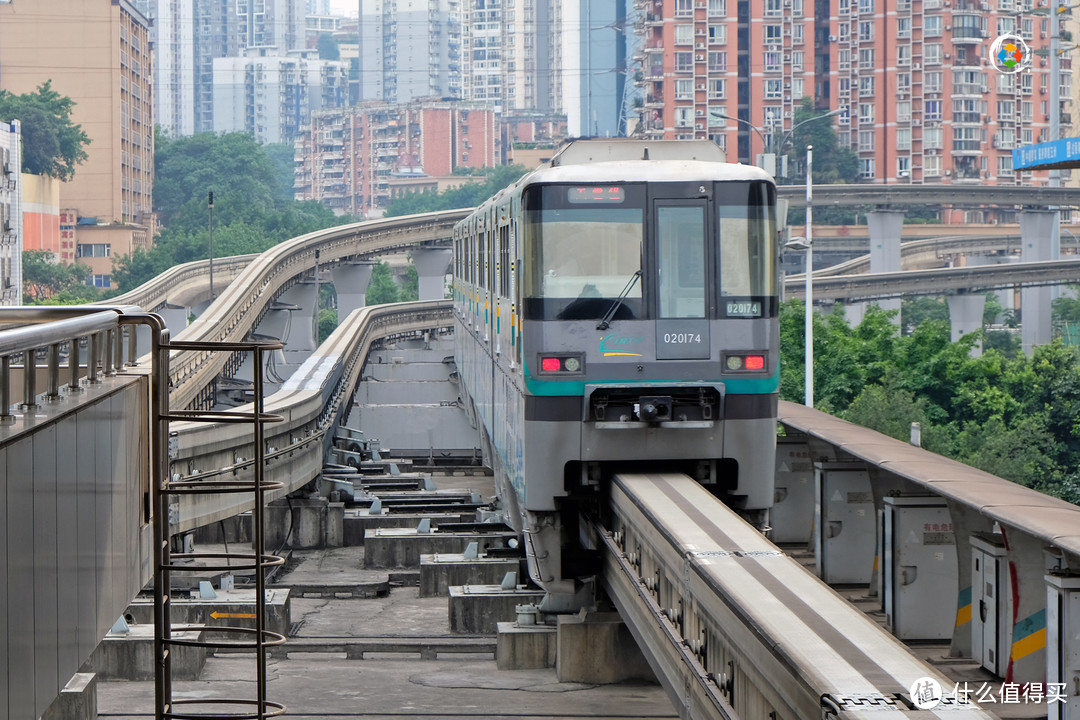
[550,139,727,165]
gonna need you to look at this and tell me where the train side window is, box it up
[656,205,706,319]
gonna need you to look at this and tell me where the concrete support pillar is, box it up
[841,301,867,328]
[412,247,452,301]
[946,293,986,357]
[331,261,374,321]
[158,304,190,339]
[1020,210,1058,355]
[866,211,904,321]
[999,529,1052,684]
[276,281,317,353]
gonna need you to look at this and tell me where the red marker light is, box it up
[541,357,561,372]
[745,355,765,370]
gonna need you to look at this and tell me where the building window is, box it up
[76,243,111,258]
[793,24,804,44]
[924,43,943,65]
[859,21,874,41]
[997,155,1014,175]
[924,127,943,149]
[925,15,943,37]
[995,127,1016,148]
[897,157,911,177]
[858,130,875,150]
[793,78,804,97]
[89,274,112,288]
[859,48,875,69]
[766,0,783,15]
[791,50,804,69]
[763,51,781,71]
[859,158,876,178]
[897,17,911,38]
[764,25,782,43]
[953,126,981,151]
[708,78,726,99]
[765,79,783,99]
[998,73,1016,93]
[708,51,727,71]
[675,0,693,16]
[997,99,1015,121]
[839,49,851,69]
[708,25,727,44]
[708,0,726,15]
[897,128,912,150]
[860,76,875,94]
[858,0,874,10]
[675,52,693,72]
[676,79,694,100]
[859,103,875,123]
[925,71,942,93]
[675,107,693,127]
[897,45,910,66]
[924,155,942,176]
[925,100,942,120]
[675,24,694,45]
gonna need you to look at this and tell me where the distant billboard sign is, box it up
[1013,138,1080,171]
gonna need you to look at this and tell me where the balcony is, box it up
[952,83,985,97]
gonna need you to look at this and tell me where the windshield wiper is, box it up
[596,270,642,330]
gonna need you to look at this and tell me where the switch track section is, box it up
[598,473,999,720]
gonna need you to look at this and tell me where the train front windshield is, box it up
[522,181,776,321]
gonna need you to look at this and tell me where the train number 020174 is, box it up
[726,301,762,317]
[663,332,702,344]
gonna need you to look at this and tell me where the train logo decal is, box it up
[990,34,1030,74]
[599,333,644,357]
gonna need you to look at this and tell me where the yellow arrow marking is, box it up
[210,611,256,620]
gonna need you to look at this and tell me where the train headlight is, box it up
[564,357,581,372]
[725,356,743,371]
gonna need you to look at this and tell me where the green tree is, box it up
[384,165,530,216]
[318,308,338,344]
[366,262,400,305]
[21,250,95,301]
[0,81,89,179]
[901,297,949,336]
[317,34,340,60]
[780,97,859,185]
[114,130,349,291]
[401,263,419,301]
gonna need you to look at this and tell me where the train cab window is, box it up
[656,205,706,319]
[522,184,645,320]
[717,182,778,318]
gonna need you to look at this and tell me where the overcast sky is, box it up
[328,0,358,17]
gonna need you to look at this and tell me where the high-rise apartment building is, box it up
[0,121,22,306]
[214,49,349,143]
[633,0,1069,186]
[295,101,497,216]
[562,1,630,136]
[0,0,154,289]
[459,0,559,113]
[140,0,310,137]
[358,0,463,103]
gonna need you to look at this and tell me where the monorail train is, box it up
[452,140,779,594]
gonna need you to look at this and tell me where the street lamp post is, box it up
[804,144,813,408]
[208,190,215,300]
[715,108,845,179]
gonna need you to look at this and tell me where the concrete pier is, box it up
[419,553,521,597]
[40,673,97,720]
[496,622,558,670]
[556,612,655,684]
[364,528,517,568]
[448,585,546,634]
[87,626,207,681]
[125,588,292,636]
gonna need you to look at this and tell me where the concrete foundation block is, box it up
[556,612,655,684]
[267,497,343,549]
[125,588,291,637]
[364,529,516,568]
[40,672,97,720]
[496,622,557,670]
[87,626,206,681]
[447,585,545,634]
[343,511,471,546]
[419,554,521,597]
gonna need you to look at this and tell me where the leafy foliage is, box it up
[384,165,531,217]
[0,81,89,180]
[366,262,400,305]
[780,299,1080,502]
[113,131,349,290]
[21,250,101,302]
